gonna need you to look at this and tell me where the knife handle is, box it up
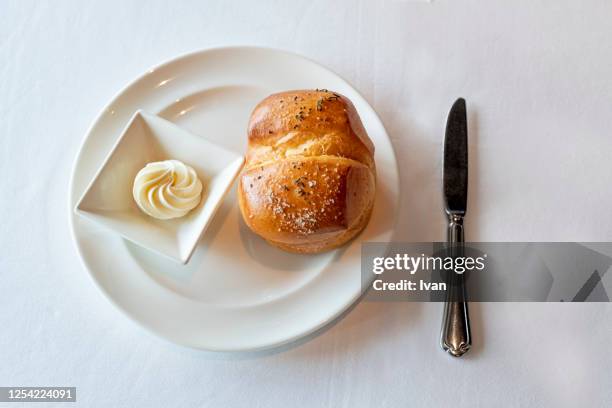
[441,214,472,357]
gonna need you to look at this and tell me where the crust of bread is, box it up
[238,90,376,253]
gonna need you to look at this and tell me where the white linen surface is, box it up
[1,1,611,406]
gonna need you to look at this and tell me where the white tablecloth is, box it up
[2,0,612,406]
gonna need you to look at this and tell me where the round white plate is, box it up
[70,47,399,351]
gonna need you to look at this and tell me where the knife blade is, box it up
[440,97,472,357]
[443,98,468,215]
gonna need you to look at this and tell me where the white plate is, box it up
[69,46,399,351]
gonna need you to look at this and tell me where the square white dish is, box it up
[75,110,244,264]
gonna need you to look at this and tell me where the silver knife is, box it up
[441,98,472,357]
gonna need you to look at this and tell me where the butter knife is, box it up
[440,98,472,357]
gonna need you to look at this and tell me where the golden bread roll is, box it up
[238,89,376,253]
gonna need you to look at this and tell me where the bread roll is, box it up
[238,90,376,253]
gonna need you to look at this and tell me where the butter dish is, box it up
[75,111,244,264]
